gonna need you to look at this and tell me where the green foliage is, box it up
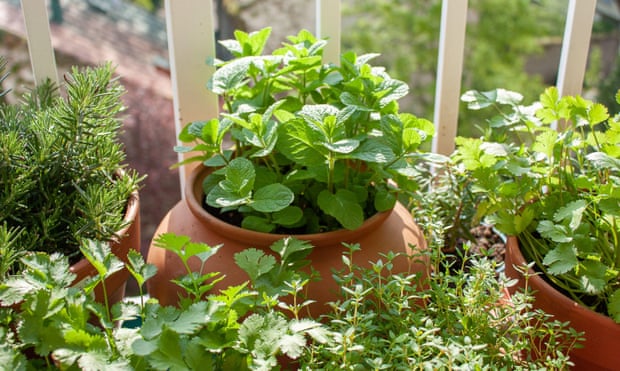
[0,234,327,370]
[0,62,142,273]
[0,232,582,370]
[300,244,582,370]
[177,27,434,233]
[456,86,620,322]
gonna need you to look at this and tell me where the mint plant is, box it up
[456,87,620,322]
[176,27,434,233]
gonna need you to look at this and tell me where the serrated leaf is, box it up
[608,289,620,323]
[586,152,620,170]
[542,244,578,275]
[553,200,586,231]
[250,183,294,212]
[537,220,572,243]
[171,302,209,334]
[269,237,313,267]
[222,157,256,195]
[348,140,394,163]
[579,260,608,294]
[279,333,306,358]
[234,248,276,282]
[321,139,360,154]
[317,189,364,230]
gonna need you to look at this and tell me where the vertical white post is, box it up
[165,0,218,197]
[556,0,596,100]
[316,0,341,65]
[20,0,59,86]
[432,0,468,155]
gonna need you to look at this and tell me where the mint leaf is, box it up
[241,215,275,232]
[272,206,304,227]
[222,157,255,195]
[317,189,364,230]
[250,183,294,212]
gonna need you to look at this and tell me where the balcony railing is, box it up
[18,0,598,195]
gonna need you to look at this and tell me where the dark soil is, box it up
[442,224,506,272]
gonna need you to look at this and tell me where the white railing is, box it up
[19,0,597,195]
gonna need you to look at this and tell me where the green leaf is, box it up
[269,237,313,267]
[537,220,572,243]
[250,183,294,212]
[374,189,396,212]
[321,139,360,154]
[146,328,188,370]
[79,240,124,280]
[234,248,276,282]
[279,333,306,358]
[241,215,275,233]
[171,302,209,334]
[608,289,620,323]
[553,200,586,231]
[222,157,256,195]
[272,206,304,227]
[317,189,364,230]
[348,140,394,163]
[586,152,620,171]
[542,244,578,275]
[579,260,608,294]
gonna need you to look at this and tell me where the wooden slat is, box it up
[165,0,218,197]
[20,0,58,86]
[316,0,341,65]
[556,0,596,100]
[431,0,469,155]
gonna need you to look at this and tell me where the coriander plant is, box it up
[456,87,620,322]
[176,27,434,233]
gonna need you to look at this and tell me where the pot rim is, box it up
[506,236,620,327]
[185,164,393,247]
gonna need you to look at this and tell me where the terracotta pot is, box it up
[505,236,620,371]
[70,189,141,305]
[147,165,428,316]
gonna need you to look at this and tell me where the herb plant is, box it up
[0,62,141,271]
[0,235,328,370]
[456,87,620,322]
[299,243,582,370]
[176,27,434,233]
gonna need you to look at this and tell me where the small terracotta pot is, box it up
[505,236,620,371]
[70,189,141,305]
[147,165,428,316]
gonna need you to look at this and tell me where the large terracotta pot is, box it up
[147,165,428,316]
[70,189,141,305]
[505,236,620,371]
